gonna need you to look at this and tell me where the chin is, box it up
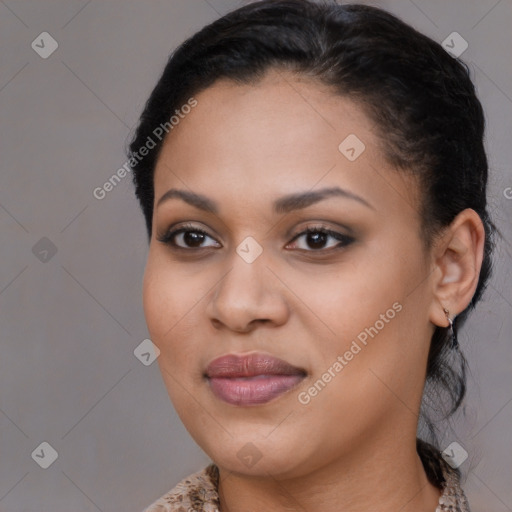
[198,432,316,479]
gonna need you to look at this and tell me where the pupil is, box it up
[308,232,326,249]
[184,231,204,247]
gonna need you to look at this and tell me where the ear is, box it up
[428,208,486,328]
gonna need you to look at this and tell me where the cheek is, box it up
[143,259,170,342]
[294,245,427,404]
[287,252,408,352]
[142,252,222,387]
[142,258,204,412]
[142,256,196,355]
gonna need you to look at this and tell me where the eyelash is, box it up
[156,222,355,253]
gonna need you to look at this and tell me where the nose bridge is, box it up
[208,240,287,330]
[216,242,268,307]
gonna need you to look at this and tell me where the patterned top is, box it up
[142,450,470,512]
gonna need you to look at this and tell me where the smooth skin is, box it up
[142,69,485,512]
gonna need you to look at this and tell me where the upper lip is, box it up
[205,352,307,378]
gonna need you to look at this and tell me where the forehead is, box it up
[157,70,371,166]
[153,69,420,214]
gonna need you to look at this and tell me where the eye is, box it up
[286,225,355,252]
[156,222,220,250]
[157,223,355,253]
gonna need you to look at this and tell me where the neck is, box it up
[217,433,442,512]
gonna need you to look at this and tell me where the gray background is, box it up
[0,1,511,511]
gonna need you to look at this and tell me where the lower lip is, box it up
[207,374,305,406]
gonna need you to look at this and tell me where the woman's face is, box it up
[143,70,437,478]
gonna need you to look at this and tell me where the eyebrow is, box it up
[156,186,374,214]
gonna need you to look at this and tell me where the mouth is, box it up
[205,352,307,406]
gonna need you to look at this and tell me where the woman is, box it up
[128,1,496,510]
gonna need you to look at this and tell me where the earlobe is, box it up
[428,208,485,327]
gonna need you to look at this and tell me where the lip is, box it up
[205,352,306,406]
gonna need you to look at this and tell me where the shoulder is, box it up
[437,457,471,512]
[142,463,220,512]
[417,438,471,512]
[142,453,472,511]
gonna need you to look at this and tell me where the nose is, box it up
[206,250,290,333]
